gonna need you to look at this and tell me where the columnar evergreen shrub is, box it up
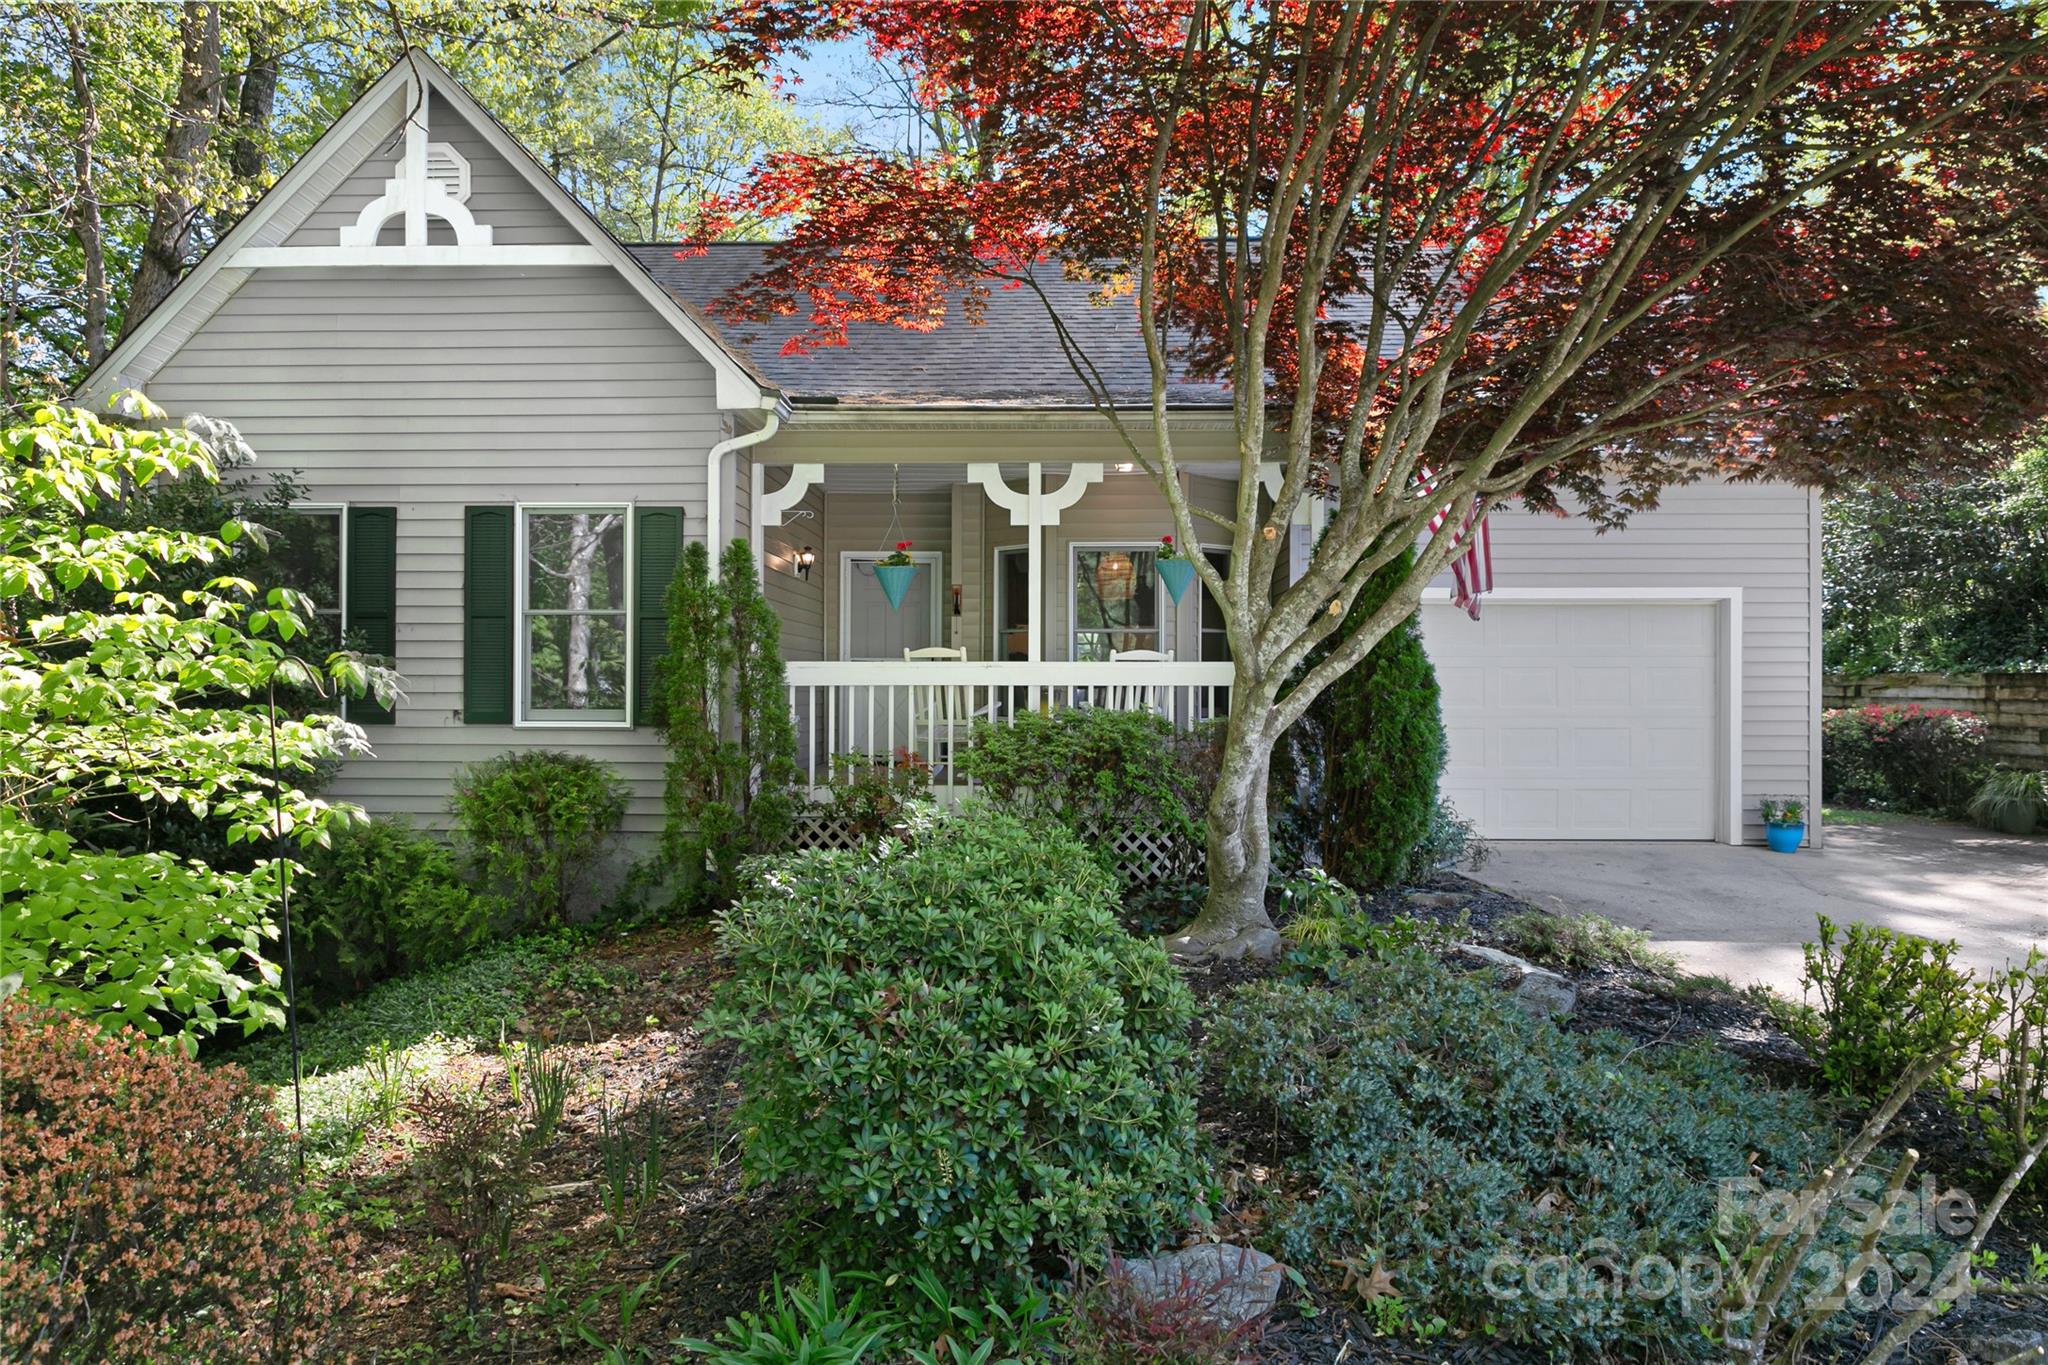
[658,539,799,905]
[1820,702,1988,814]
[957,708,1204,877]
[0,1002,352,1361]
[1208,954,1839,1357]
[1298,547,1446,890]
[296,817,505,999]
[450,749,628,925]
[710,812,1204,1291]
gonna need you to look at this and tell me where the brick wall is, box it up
[1823,673,2048,766]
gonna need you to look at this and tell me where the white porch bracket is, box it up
[754,463,824,529]
[1260,461,1328,532]
[969,461,1104,671]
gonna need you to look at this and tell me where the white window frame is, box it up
[514,502,634,730]
[1194,542,1231,662]
[282,501,348,634]
[991,544,1028,660]
[1068,540,1166,662]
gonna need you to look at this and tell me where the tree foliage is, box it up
[0,398,384,1048]
[1,0,842,413]
[695,3,2048,954]
[658,539,799,905]
[1824,444,2048,676]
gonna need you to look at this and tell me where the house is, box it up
[79,52,1823,851]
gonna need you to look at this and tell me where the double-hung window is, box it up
[274,505,346,655]
[518,505,631,726]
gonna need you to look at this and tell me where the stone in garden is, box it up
[1116,1243,1288,1331]
[1454,942,1540,976]
[1404,890,1468,910]
[1514,969,1578,1019]
[1957,1316,2048,1364]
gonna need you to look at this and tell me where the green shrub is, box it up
[1,1002,352,1361]
[450,750,629,924]
[658,539,800,907]
[1794,914,1993,1099]
[1500,909,1676,975]
[1968,766,2048,833]
[1208,953,1837,1357]
[1403,795,1484,880]
[710,811,1204,1292]
[680,1266,896,1365]
[1299,548,1446,891]
[1821,703,1988,814]
[1970,949,2048,1198]
[296,817,504,1000]
[957,708,1204,880]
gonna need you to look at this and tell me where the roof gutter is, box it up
[705,394,789,580]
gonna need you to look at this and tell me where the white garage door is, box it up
[1422,602,1720,839]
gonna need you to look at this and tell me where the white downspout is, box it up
[704,395,787,580]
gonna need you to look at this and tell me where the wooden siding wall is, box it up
[147,262,719,836]
[820,490,954,659]
[761,484,826,663]
[1424,481,1821,842]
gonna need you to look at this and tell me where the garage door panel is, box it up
[1424,601,1719,840]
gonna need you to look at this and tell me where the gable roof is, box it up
[80,50,775,413]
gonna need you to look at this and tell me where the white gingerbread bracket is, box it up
[338,83,492,248]
[754,463,825,528]
[968,462,1104,527]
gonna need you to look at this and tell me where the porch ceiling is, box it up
[783,461,1247,493]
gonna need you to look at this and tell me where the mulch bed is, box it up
[322,886,2045,1364]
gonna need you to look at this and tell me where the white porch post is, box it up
[967,461,1105,712]
[1026,464,1044,665]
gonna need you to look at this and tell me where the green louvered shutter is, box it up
[632,506,684,726]
[463,506,514,724]
[345,506,397,724]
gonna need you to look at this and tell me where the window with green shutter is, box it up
[633,507,684,725]
[464,505,515,724]
[345,506,397,724]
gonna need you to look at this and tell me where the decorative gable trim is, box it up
[80,50,773,412]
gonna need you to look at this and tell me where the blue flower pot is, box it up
[1158,557,1196,604]
[874,562,917,610]
[1765,822,1805,853]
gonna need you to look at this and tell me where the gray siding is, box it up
[761,484,826,663]
[1424,480,1821,843]
[148,265,718,835]
[286,93,579,248]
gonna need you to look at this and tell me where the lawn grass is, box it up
[1820,804,1915,826]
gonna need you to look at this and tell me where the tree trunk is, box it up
[63,12,109,368]
[227,45,280,182]
[1164,697,1284,962]
[123,2,223,336]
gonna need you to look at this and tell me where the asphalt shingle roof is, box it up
[627,242,1232,408]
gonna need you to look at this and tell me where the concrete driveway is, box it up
[1473,817,2048,995]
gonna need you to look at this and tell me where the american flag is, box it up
[1418,466,1495,620]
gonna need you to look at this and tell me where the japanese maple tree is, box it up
[697,2,2048,958]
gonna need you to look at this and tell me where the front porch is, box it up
[747,457,1261,798]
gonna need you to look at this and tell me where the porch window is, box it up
[274,505,344,655]
[1071,545,1160,661]
[518,506,630,725]
[1199,548,1232,662]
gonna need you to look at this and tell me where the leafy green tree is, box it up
[1824,443,2048,675]
[657,539,798,906]
[1299,546,1447,890]
[0,397,386,1050]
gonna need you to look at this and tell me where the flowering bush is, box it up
[1821,703,1988,813]
[0,1002,352,1362]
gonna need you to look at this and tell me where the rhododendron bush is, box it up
[1821,702,1989,815]
[0,399,390,1048]
[0,1002,352,1361]
[697,2,2048,957]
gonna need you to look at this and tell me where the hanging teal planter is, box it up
[1158,557,1195,604]
[875,562,917,610]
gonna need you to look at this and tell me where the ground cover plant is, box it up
[709,810,1206,1292]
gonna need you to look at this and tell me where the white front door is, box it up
[1423,601,1720,839]
[840,552,944,761]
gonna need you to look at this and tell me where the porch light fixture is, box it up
[794,545,815,580]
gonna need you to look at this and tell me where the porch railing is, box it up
[784,660,1236,801]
